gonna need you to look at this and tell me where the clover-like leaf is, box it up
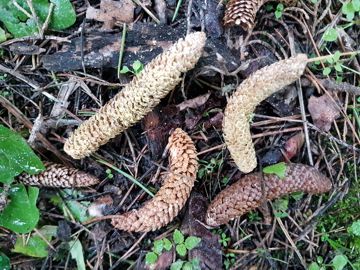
[184,236,201,250]
[145,252,158,265]
[173,229,184,244]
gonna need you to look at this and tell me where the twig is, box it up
[117,23,127,79]
[40,2,54,38]
[131,0,160,24]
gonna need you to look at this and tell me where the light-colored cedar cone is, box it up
[111,128,198,232]
[206,163,332,226]
[223,54,308,173]
[17,162,100,188]
[64,32,206,159]
[224,0,298,29]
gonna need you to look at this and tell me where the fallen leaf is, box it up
[203,112,224,129]
[180,193,223,270]
[86,0,135,30]
[176,93,211,111]
[283,132,304,160]
[308,95,340,132]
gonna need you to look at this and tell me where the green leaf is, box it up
[262,162,287,179]
[308,262,320,270]
[331,255,348,270]
[0,125,44,184]
[323,67,332,76]
[0,252,10,270]
[58,190,91,223]
[153,239,164,255]
[163,238,173,251]
[132,60,143,74]
[69,240,86,270]
[176,243,187,257]
[12,226,57,258]
[333,51,341,62]
[322,28,338,42]
[0,184,39,233]
[348,220,360,236]
[0,27,6,43]
[184,236,201,250]
[334,63,343,72]
[48,0,76,30]
[182,262,193,270]
[0,0,76,38]
[170,260,184,270]
[290,192,303,201]
[119,66,131,74]
[342,3,355,20]
[353,0,360,11]
[173,229,184,244]
[275,10,282,19]
[145,251,158,265]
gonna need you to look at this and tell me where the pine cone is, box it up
[223,54,307,173]
[111,128,198,232]
[64,32,206,159]
[224,0,298,29]
[17,162,100,187]
[206,163,332,226]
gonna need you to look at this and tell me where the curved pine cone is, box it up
[224,0,298,29]
[64,32,206,159]
[223,54,307,173]
[17,162,100,187]
[111,128,198,232]
[206,164,332,226]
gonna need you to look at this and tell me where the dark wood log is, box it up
[40,23,240,72]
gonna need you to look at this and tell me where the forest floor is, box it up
[0,0,359,269]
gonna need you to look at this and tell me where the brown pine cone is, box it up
[206,163,332,226]
[111,128,198,232]
[17,162,100,188]
[224,0,299,29]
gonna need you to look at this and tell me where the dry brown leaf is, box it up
[111,128,198,232]
[176,93,211,111]
[308,94,340,132]
[86,0,135,30]
[17,162,100,187]
[283,132,305,160]
[206,163,332,226]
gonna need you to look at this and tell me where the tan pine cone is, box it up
[206,163,332,226]
[64,32,206,159]
[17,162,100,188]
[223,54,307,173]
[224,0,298,29]
[111,128,198,232]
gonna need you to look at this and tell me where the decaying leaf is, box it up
[308,94,340,132]
[111,128,198,232]
[223,54,307,173]
[176,93,211,111]
[283,132,305,160]
[224,0,298,29]
[180,193,223,270]
[17,162,100,188]
[64,32,206,159]
[206,163,332,226]
[86,0,135,29]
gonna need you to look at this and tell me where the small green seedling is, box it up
[275,3,284,19]
[105,169,113,179]
[145,229,201,269]
[342,0,360,21]
[120,60,144,75]
[224,253,236,270]
[219,232,231,248]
